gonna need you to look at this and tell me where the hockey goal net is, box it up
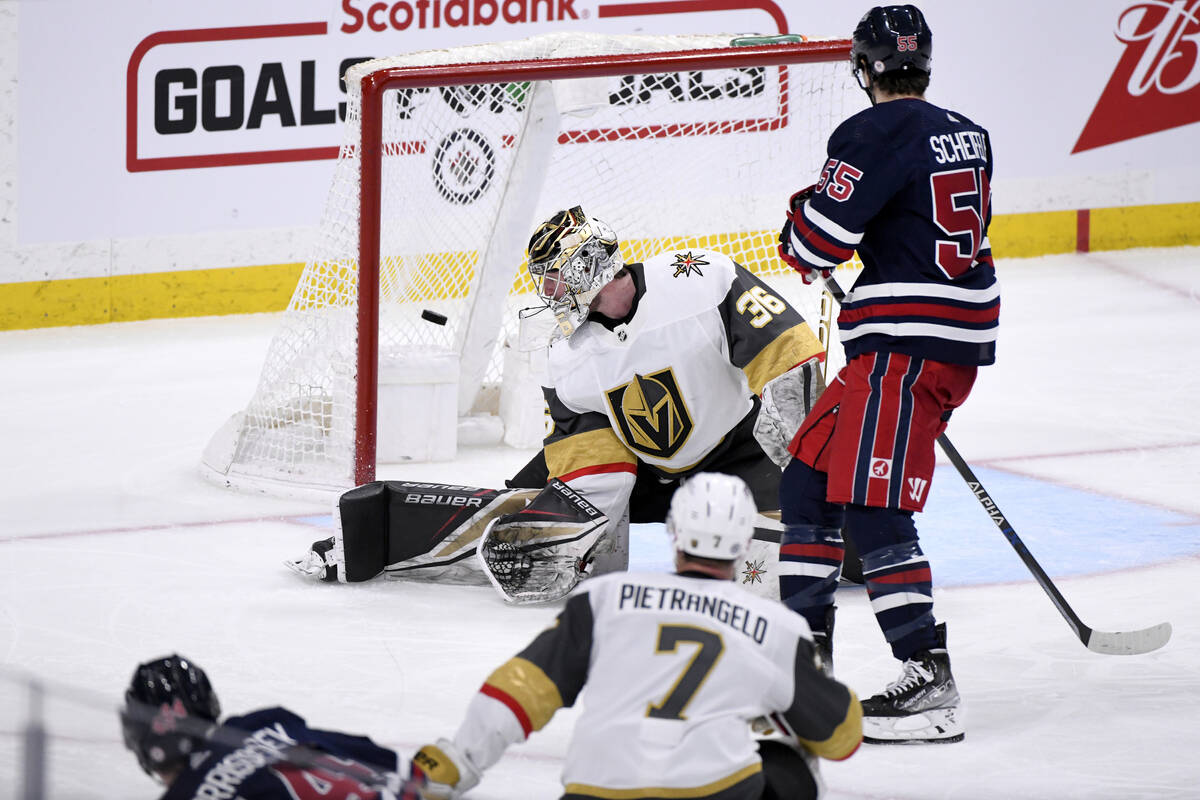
[202,32,864,499]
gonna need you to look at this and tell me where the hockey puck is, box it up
[421,309,448,326]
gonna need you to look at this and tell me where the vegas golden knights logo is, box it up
[605,368,694,459]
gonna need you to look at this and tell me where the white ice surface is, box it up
[2,248,1200,799]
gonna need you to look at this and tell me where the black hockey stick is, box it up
[819,275,1171,655]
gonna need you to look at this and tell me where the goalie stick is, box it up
[819,275,1171,655]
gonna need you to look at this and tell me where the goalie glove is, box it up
[778,185,833,285]
[408,739,481,800]
[753,356,826,468]
[476,479,609,604]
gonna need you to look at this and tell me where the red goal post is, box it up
[203,32,862,500]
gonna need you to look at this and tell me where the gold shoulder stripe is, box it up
[797,689,863,761]
[484,656,565,733]
[743,322,825,396]
[545,428,636,479]
[563,761,761,799]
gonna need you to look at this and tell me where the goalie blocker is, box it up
[287,479,788,604]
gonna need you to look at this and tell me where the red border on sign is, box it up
[600,0,787,33]
[126,22,332,172]
[126,2,791,172]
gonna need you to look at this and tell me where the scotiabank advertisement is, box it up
[7,0,1200,282]
[16,0,795,253]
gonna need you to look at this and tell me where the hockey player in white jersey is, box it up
[405,473,862,800]
[291,206,829,603]
[484,206,827,598]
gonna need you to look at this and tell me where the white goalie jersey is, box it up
[550,248,758,472]
[541,248,825,523]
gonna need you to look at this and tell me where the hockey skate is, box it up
[284,536,343,583]
[861,623,964,744]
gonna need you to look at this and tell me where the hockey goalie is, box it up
[289,206,831,604]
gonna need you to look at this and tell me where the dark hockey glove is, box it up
[787,184,816,216]
[778,184,833,285]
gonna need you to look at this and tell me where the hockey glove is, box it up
[778,184,833,286]
[788,184,816,215]
[477,479,609,604]
[409,739,481,800]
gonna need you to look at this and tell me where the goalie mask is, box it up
[667,473,757,562]
[526,206,623,339]
[121,654,221,778]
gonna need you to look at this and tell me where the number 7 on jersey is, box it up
[646,625,725,721]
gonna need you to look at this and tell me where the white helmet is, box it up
[667,473,757,561]
[526,206,623,339]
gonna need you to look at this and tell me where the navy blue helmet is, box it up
[121,654,221,776]
[851,5,933,79]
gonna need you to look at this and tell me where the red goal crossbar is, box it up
[353,39,851,484]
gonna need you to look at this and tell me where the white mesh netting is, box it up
[202,32,864,498]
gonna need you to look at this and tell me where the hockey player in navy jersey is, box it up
[121,654,401,798]
[776,5,998,744]
[405,473,861,800]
